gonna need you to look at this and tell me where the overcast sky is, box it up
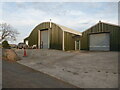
[1,2,118,44]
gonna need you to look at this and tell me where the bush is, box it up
[2,40,11,49]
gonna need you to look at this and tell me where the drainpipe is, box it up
[63,31,65,51]
[50,19,52,28]
[75,41,76,50]
[79,40,80,50]
[38,30,40,49]
[48,19,52,49]
[99,20,101,31]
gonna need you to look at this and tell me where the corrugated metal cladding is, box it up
[80,22,120,51]
[24,22,81,51]
[64,32,75,51]
[49,23,63,50]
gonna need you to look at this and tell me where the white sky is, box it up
[0,1,119,44]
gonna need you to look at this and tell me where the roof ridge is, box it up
[54,23,82,35]
[100,21,120,27]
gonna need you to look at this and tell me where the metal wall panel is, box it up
[50,23,62,50]
[64,32,75,51]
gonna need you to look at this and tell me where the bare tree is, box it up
[0,23,19,42]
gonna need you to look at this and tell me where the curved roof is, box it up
[24,22,82,40]
[39,22,82,35]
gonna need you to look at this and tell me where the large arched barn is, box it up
[24,22,82,51]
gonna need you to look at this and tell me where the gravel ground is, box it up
[16,49,118,88]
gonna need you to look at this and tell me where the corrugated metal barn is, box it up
[24,22,81,51]
[80,21,120,51]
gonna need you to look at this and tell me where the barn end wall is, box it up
[24,22,63,50]
[80,22,120,51]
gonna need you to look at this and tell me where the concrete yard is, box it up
[16,49,118,88]
[2,60,76,88]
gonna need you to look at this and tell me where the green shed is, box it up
[24,22,82,51]
[80,21,120,51]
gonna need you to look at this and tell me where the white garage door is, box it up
[41,30,48,49]
[89,33,110,51]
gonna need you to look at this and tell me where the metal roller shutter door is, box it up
[89,33,110,51]
[41,30,48,49]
